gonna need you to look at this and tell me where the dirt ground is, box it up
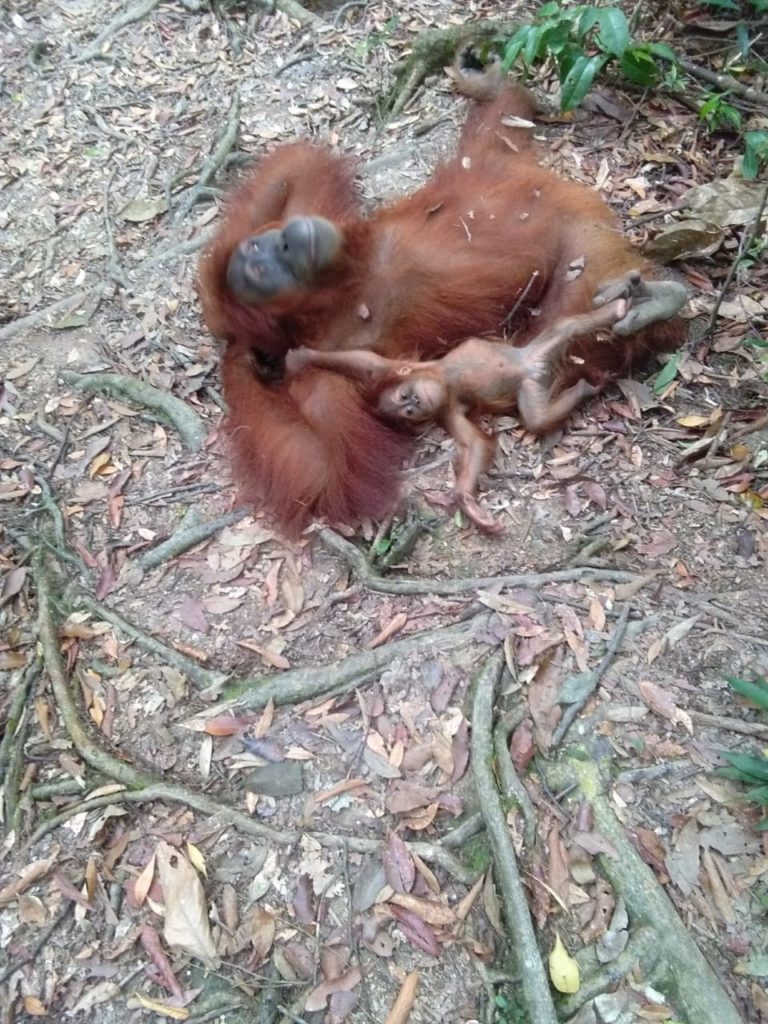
[1,2,767,1023]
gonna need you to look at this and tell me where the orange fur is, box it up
[198,79,686,534]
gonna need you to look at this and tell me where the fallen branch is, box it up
[141,227,215,269]
[543,755,743,1024]
[75,593,226,689]
[60,370,207,451]
[138,508,248,570]
[675,55,768,106]
[471,652,558,1024]
[320,528,638,596]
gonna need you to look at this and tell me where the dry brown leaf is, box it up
[156,841,219,966]
[389,893,455,927]
[134,852,156,907]
[384,969,419,1024]
[367,612,408,649]
[0,848,60,907]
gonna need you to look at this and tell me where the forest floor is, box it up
[1,1,767,1023]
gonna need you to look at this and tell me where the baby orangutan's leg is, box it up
[516,377,600,434]
[443,404,503,534]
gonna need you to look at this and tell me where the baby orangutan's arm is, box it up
[442,402,503,534]
[284,347,395,383]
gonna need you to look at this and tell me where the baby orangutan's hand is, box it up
[455,490,504,535]
[284,347,315,375]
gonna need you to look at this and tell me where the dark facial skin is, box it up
[376,373,447,423]
[226,216,343,305]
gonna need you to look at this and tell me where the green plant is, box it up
[719,676,768,827]
[501,3,677,110]
[699,92,742,132]
[743,130,768,178]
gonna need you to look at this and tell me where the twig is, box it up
[543,755,743,1024]
[707,183,768,335]
[471,652,558,1024]
[674,55,768,105]
[138,508,248,570]
[0,285,106,342]
[688,709,768,738]
[0,906,72,986]
[551,604,631,746]
[34,548,295,846]
[319,528,638,596]
[59,370,207,451]
[142,227,215,269]
[102,167,130,290]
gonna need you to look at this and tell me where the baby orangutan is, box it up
[285,296,630,533]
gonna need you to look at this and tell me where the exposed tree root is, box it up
[74,0,163,62]
[60,370,207,451]
[320,528,639,595]
[76,593,229,692]
[543,755,743,1024]
[138,508,248,570]
[551,604,630,746]
[471,652,558,1024]
[35,549,476,883]
[0,657,42,832]
[76,592,486,705]
[556,926,660,1017]
[493,709,537,850]
[0,284,107,342]
[173,95,241,222]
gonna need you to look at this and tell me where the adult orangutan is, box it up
[198,54,687,535]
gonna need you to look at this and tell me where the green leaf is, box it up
[541,20,573,56]
[524,24,548,65]
[646,41,678,62]
[560,54,605,110]
[502,28,531,72]
[653,352,681,393]
[743,143,760,179]
[576,6,601,38]
[726,675,768,709]
[620,47,659,86]
[722,752,768,783]
[595,8,629,56]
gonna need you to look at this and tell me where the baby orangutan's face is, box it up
[377,370,446,424]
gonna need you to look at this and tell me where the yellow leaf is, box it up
[742,491,764,509]
[186,842,207,877]
[730,443,750,461]
[676,415,710,429]
[133,993,190,1020]
[89,452,113,479]
[23,996,47,1016]
[548,933,580,994]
